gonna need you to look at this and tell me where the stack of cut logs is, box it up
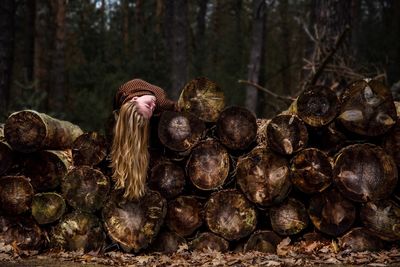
[0,77,399,254]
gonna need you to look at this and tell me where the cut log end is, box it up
[32,192,66,225]
[72,132,107,166]
[0,176,33,215]
[189,232,229,252]
[338,227,385,252]
[148,161,185,199]
[148,230,186,254]
[244,230,282,253]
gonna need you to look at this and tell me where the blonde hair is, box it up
[110,101,150,200]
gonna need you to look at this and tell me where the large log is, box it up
[51,211,105,252]
[333,143,398,202]
[236,147,291,206]
[292,85,340,127]
[148,161,185,199]
[186,139,230,190]
[23,150,72,192]
[338,227,385,252]
[189,232,229,252]
[102,190,167,252]
[266,114,308,155]
[72,132,107,166]
[0,175,33,215]
[290,148,332,194]
[337,79,397,136]
[0,123,13,175]
[178,77,225,122]
[4,110,83,152]
[308,188,356,236]
[205,189,257,240]
[62,166,110,212]
[158,111,206,152]
[216,106,257,150]
[31,192,66,225]
[244,230,282,253]
[269,198,309,236]
[148,230,186,254]
[360,200,400,241]
[165,196,202,237]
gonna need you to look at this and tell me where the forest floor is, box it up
[0,239,399,267]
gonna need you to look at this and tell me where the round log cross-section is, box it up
[295,85,340,127]
[32,192,66,225]
[337,79,397,136]
[158,111,206,152]
[102,190,167,252]
[149,230,186,254]
[236,147,291,207]
[148,161,185,199]
[24,150,72,192]
[360,200,400,241]
[4,110,83,152]
[186,139,230,190]
[178,77,225,122]
[269,198,309,236]
[308,188,356,236]
[266,114,308,155]
[290,148,332,194]
[62,166,110,212]
[333,143,398,202]
[205,189,257,241]
[216,106,257,150]
[166,196,203,237]
[244,230,282,253]
[0,176,33,215]
[189,232,229,252]
[51,211,105,252]
[72,132,107,166]
[338,227,385,252]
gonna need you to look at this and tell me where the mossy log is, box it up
[166,196,203,237]
[216,106,257,150]
[338,227,385,252]
[333,143,398,202]
[51,211,105,252]
[266,114,308,155]
[158,111,206,152]
[308,188,356,236]
[186,139,230,190]
[72,132,107,166]
[205,189,257,240]
[290,148,332,194]
[148,230,186,254]
[0,175,33,215]
[178,77,225,122]
[148,161,185,199]
[102,190,167,252]
[4,110,83,152]
[360,200,400,241]
[244,230,282,253]
[293,85,340,127]
[23,150,72,192]
[189,232,229,252]
[32,192,66,225]
[269,198,309,236]
[0,215,44,250]
[383,119,400,168]
[62,166,110,212]
[236,147,291,207]
[0,124,13,175]
[337,79,397,136]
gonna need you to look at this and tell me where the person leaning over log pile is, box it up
[111,79,178,200]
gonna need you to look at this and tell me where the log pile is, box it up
[0,77,399,256]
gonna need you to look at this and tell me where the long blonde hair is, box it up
[110,101,150,200]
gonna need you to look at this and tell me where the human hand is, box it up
[131,95,156,119]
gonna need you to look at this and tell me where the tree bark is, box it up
[0,0,16,115]
[193,0,209,75]
[245,0,266,113]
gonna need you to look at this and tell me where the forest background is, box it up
[1,0,400,132]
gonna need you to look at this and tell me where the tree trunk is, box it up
[279,0,292,95]
[166,196,203,237]
[245,0,266,113]
[62,166,110,212]
[32,192,66,225]
[23,150,72,192]
[308,188,356,236]
[189,232,229,252]
[0,176,34,215]
[266,114,308,155]
[193,0,209,76]
[333,144,398,202]
[205,189,257,241]
[4,110,83,152]
[148,161,185,199]
[72,132,107,167]
[0,0,16,116]
[186,140,230,191]
[122,0,130,55]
